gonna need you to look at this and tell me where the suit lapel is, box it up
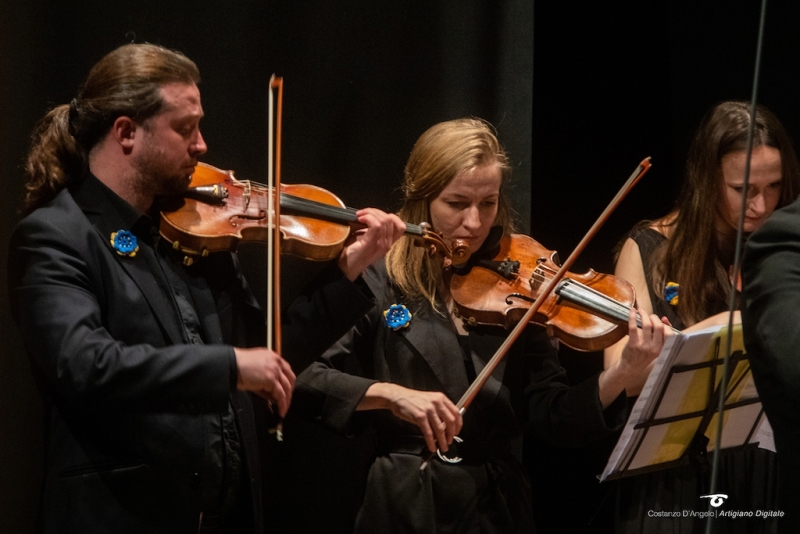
[116,244,187,346]
[400,304,470,402]
[71,181,186,346]
[398,298,511,406]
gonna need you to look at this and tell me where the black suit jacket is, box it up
[742,194,800,532]
[8,176,374,533]
[295,262,625,532]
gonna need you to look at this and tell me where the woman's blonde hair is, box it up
[385,118,515,308]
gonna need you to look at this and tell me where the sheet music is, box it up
[600,324,771,481]
[755,415,776,453]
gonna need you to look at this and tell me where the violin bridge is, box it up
[530,265,546,290]
[243,180,252,212]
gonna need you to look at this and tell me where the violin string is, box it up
[530,263,631,313]
[516,262,678,331]
[208,180,425,235]
[544,274,634,322]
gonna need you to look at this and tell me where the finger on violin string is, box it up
[636,306,658,332]
[627,305,641,336]
[356,208,406,246]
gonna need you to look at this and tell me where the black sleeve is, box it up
[525,331,626,448]
[743,203,800,407]
[291,300,381,435]
[281,261,376,373]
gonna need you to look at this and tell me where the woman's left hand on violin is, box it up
[337,208,406,281]
[598,306,673,406]
[618,306,673,376]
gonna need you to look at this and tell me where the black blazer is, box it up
[743,194,800,532]
[8,177,374,533]
[295,262,625,532]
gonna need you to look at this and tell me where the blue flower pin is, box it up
[384,303,412,330]
[110,230,139,258]
[664,282,679,305]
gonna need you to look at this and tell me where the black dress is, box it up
[614,227,779,533]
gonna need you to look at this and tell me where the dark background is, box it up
[2,1,800,532]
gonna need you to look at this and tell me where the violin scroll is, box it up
[412,222,471,267]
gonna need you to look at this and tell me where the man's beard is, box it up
[133,165,191,199]
[132,149,193,200]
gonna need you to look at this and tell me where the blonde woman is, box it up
[295,118,660,532]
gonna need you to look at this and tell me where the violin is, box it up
[159,162,470,265]
[449,234,639,352]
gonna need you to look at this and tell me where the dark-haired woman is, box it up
[606,100,800,533]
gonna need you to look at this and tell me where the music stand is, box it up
[601,324,773,482]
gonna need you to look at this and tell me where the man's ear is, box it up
[111,116,137,153]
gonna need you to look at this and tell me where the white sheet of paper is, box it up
[600,324,771,481]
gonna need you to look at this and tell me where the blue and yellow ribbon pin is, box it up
[110,230,139,258]
[384,303,412,330]
[664,282,679,305]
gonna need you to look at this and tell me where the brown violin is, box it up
[450,233,641,352]
[159,162,470,265]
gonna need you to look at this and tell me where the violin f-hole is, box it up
[229,211,267,226]
[506,293,536,305]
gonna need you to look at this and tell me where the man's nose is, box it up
[192,131,208,155]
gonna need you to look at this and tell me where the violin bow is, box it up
[422,157,652,470]
[267,75,284,440]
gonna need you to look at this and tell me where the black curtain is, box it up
[5,1,800,533]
